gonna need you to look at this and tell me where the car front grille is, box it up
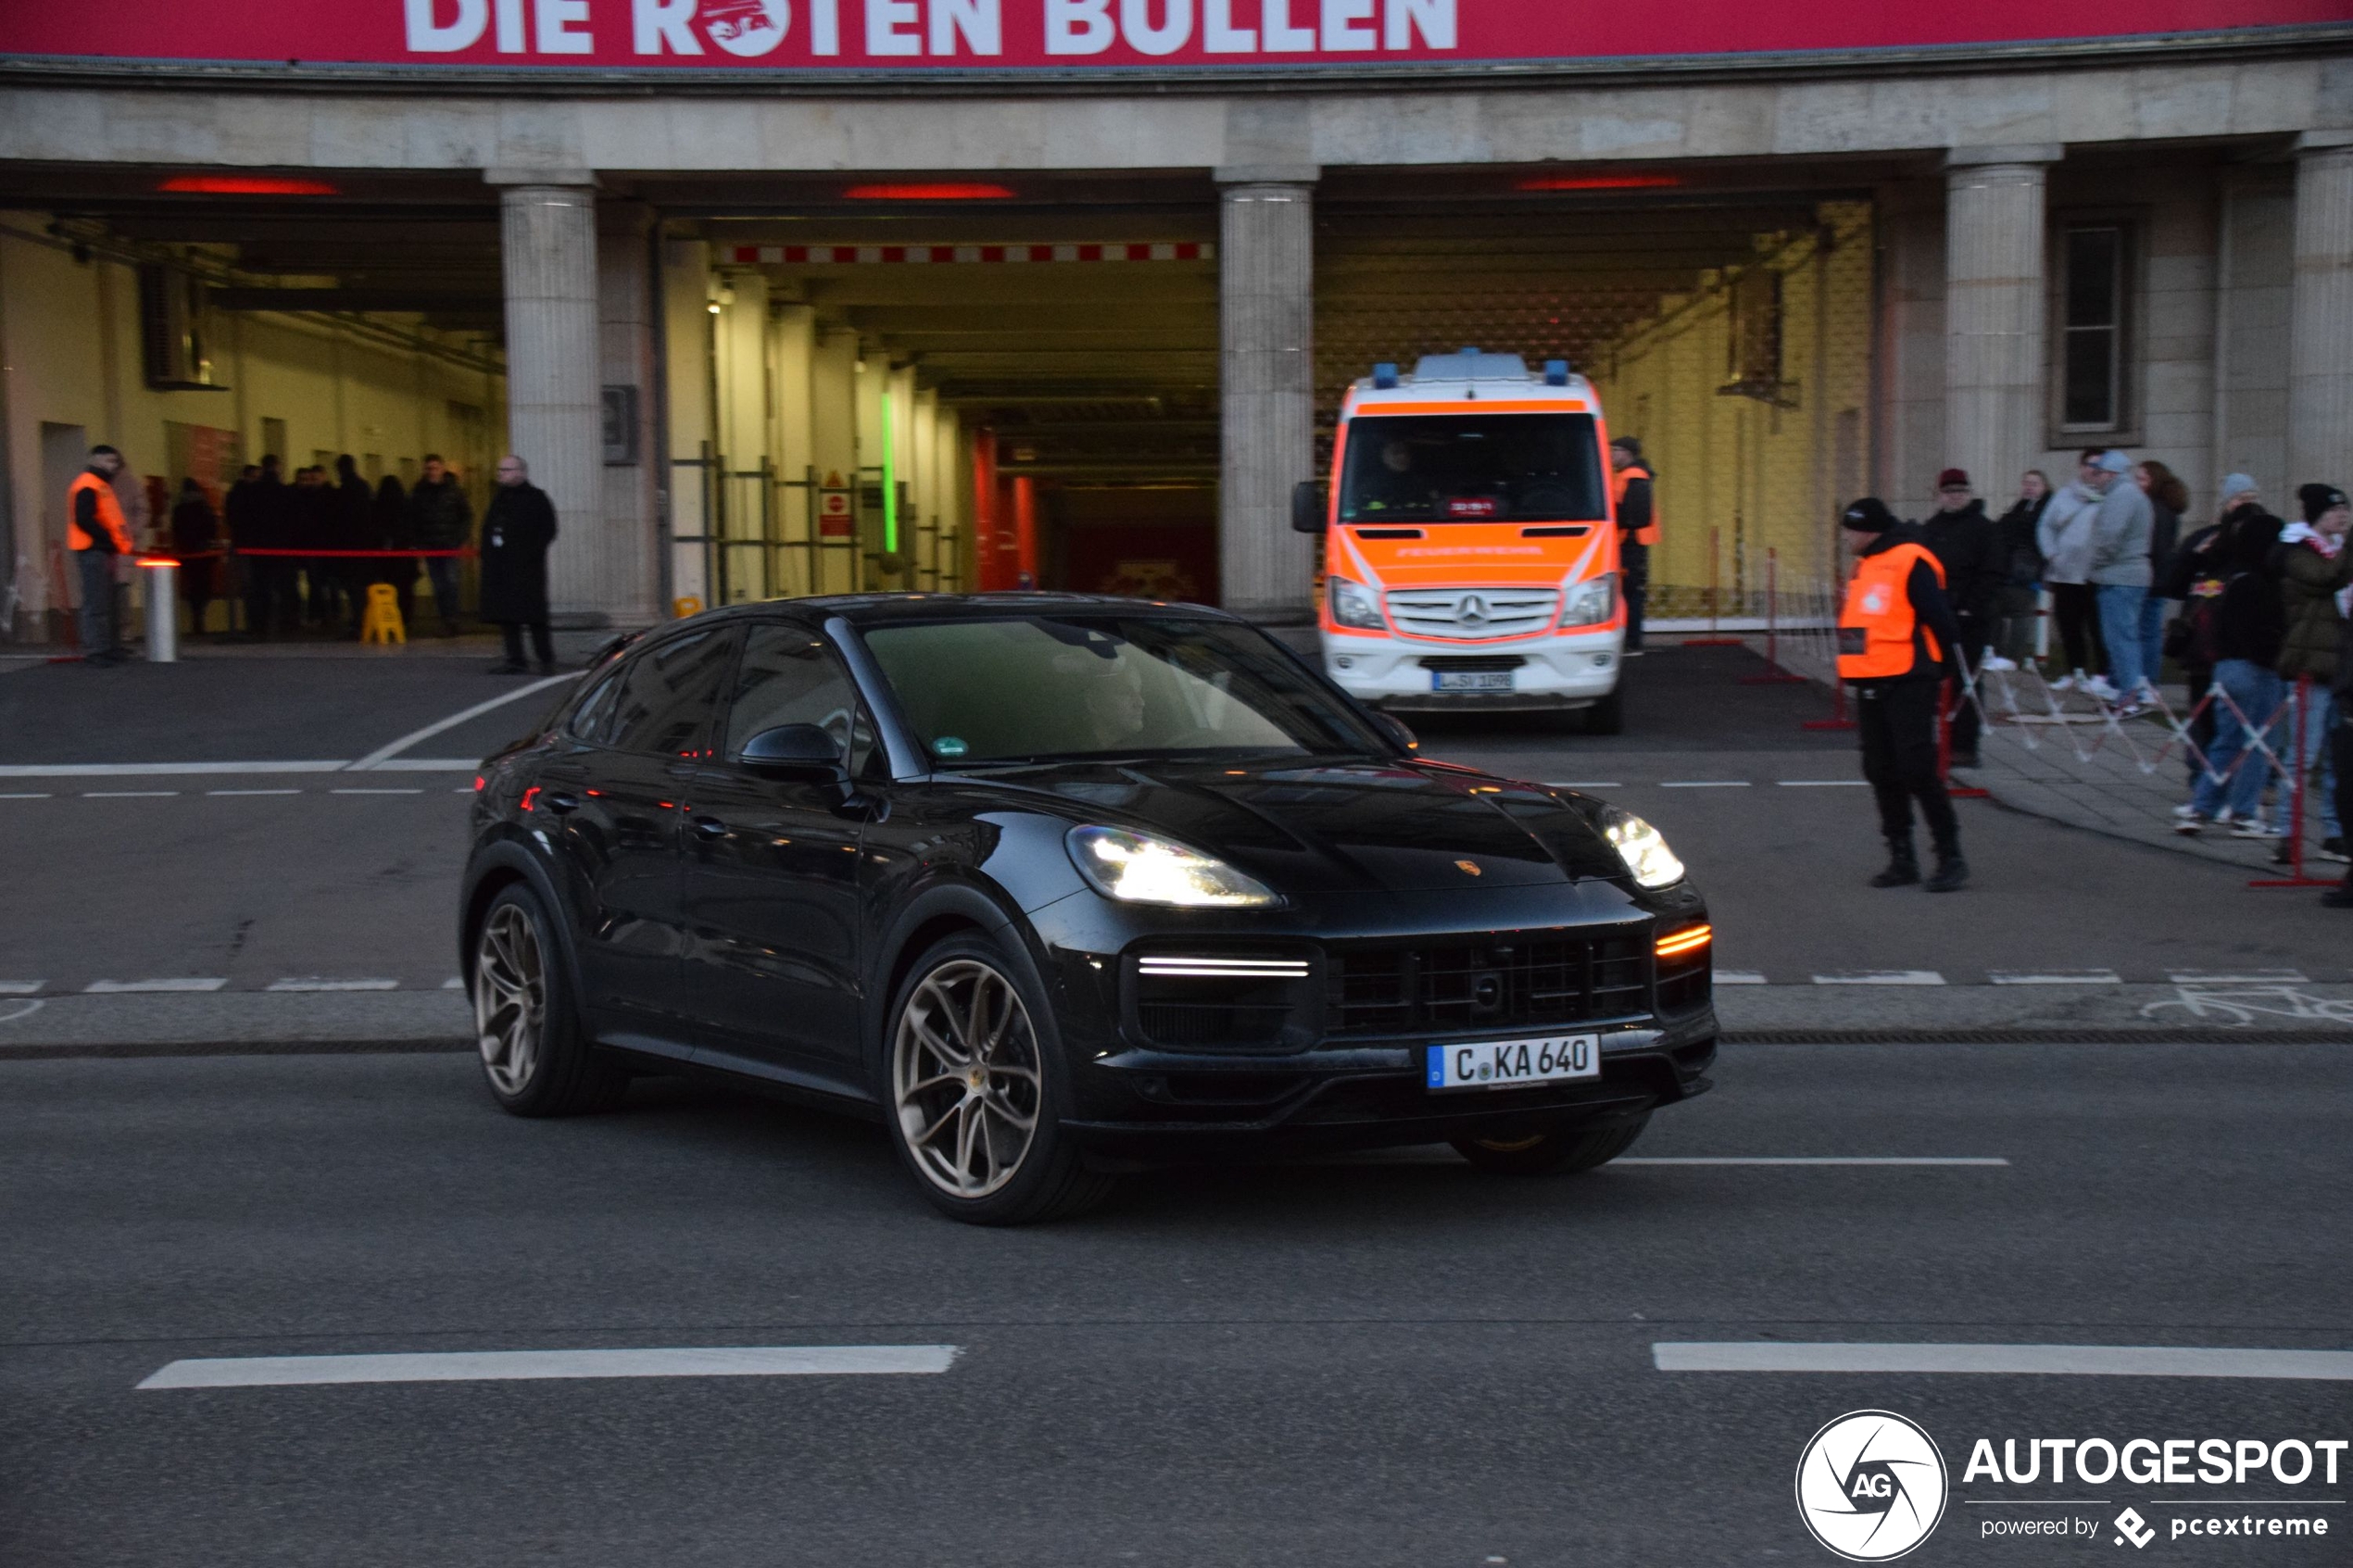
[1326,931,1650,1038]
[1385,586,1559,640]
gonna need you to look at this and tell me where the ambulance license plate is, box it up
[1433,670,1513,692]
[1427,1035,1599,1092]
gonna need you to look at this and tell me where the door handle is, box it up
[543,791,581,815]
[691,814,728,840]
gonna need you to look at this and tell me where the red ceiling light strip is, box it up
[1516,174,1682,192]
[158,174,339,195]
[842,182,1016,200]
[724,242,1214,266]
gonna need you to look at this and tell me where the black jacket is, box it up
[1616,470,1654,539]
[406,476,474,551]
[2214,569,2286,669]
[1852,526,1964,689]
[1919,500,2003,623]
[1994,495,2048,586]
[477,482,558,624]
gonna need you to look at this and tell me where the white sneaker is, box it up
[2049,671,2083,691]
[2230,820,2286,839]
[2172,802,2203,819]
[2134,679,2161,701]
[1981,654,2019,672]
[2082,675,2122,702]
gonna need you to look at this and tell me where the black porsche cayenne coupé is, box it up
[459,595,1717,1223]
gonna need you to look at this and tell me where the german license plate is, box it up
[1427,1035,1599,1092]
[1433,670,1513,692]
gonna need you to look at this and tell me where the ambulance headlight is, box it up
[1327,574,1386,631]
[1561,572,1617,629]
[1600,807,1685,888]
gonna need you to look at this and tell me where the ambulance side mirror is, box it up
[1290,480,1327,534]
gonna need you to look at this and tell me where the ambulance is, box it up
[1295,349,1627,733]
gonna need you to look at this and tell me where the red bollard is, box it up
[1741,547,1808,685]
[2250,674,2334,888]
[1684,525,1743,647]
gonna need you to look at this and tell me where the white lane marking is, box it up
[1658,780,1752,788]
[1715,971,1768,985]
[208,788,303,797]
[0,760,348,777]
[0,791,52,798]
[267,979,400,993]
[138,1344,962,1390]
[1653,1343,2353,1380]
[1543,781,1624,789]
[348,673,573,771]
[82,790,179,798]
[330,788,424,796]
[0,981,44,995]
[366,757,492,772]
[1776,779,1869,787]
[2167,969,2309,985]
[84,978,229,994]
[1620,1157,2009,1166]
[1810,971,1946,985]
[442,977,465,989]
[1992,969,2122,985]
[0,998,41,1025]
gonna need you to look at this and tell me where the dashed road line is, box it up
[1993,970,2123,985]
[83,978,228,994]
[207,788,302,797]
[1811,971,1946,985]
[266,978,400,993]
[0,760,349,777]
[0,981,44,996]
[330,788,425,796]
[2167,969,2310,985]
[1658,780,1753,788]
[441,977,465,989]
[1776,779,1869,787]
[137,1344,962,1390]
[1653,1343,2353,1379]
[82,790,179,798]
[0,792,51,799]
[1620,1157,2009,1167]
[1715,971,1768,985]
[1543,781,1624,790]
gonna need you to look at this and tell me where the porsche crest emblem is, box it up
[1455,859,1482,876]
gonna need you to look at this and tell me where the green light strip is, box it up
[881,388,899,555]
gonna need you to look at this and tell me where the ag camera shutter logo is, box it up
[1795,1410,1949,1561]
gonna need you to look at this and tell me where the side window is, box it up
[606,628,736,758]
[725,624,862,761]
[566,666,623,745]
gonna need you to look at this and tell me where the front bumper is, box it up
[1323,627,1623,711]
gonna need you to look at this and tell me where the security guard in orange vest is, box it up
[1839,497,1969,891]
[1610,436,1656,653]
[68,445,135,665]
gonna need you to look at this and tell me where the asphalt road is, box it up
[3,643,2347,991]
[4,1042,2347,1565]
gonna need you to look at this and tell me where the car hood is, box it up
[972,758,1629,896]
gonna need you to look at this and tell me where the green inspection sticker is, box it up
[933,736,969,759]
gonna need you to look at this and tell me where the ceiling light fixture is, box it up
[842,182,1016,201]
[158,175,340,195]
[1515,174,1682,192]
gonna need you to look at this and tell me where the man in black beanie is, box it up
[1837,497,1970,891]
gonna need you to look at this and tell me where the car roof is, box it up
[673,593,1249,630]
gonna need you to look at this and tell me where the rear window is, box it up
[1337,412,1607,523]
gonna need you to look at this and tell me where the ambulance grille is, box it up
[1385,587,1559,640]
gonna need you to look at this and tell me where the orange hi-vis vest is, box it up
[1612,463,1658,546]
[1837,541,1945,681]
[66,470,132,554]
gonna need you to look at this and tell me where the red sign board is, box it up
[0,1,2334,72]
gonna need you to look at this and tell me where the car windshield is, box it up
[862,615,1391,766]
[1336,412,1606,523]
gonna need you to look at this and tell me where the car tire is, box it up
[1581,686,1626,735]
[1449,1113,1649,1176]
[883,932,1114,1226]
[471,882,629,1118]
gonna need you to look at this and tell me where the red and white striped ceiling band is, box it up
[724,242,1214,265]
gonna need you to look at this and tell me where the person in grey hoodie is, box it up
[2036,449,2113,688]
[2087,448,2157,708]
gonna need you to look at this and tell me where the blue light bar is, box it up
[1372,361,1399,389]
[1544,358,1570,385]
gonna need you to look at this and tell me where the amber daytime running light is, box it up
[1655,923,1713,960]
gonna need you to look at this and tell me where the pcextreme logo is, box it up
[1796,1410,1950,1562]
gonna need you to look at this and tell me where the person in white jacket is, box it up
[2036,449,2114,690]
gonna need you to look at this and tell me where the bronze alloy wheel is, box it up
[474,901,546,1097]
[891,957,1045,1199]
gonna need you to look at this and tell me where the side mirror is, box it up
[737,723,847,782]
[1290,479,1327,534]
[1372,711,1418,753]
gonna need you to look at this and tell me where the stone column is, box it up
[1218,166,1317,624]
[1944,146,2057,501]
[2289,132,2353,492]
[489,171,606,626]
[598,199,663,626]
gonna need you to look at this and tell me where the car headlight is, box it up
[1326,574,1386,631]
[1561,571,1617,629]
[1066,826,1280,909]
[1600,807,1685,888]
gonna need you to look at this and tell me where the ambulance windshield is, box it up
[1336,413,1607,524]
